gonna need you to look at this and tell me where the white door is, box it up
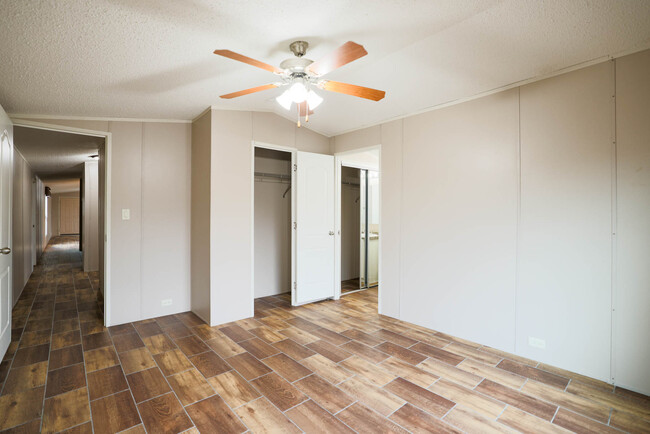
[0,107,13,359]
[295,151,335,305]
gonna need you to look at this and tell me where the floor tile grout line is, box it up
[37,261,66,432]
[158,317,258,434]
[550,405,560,422]
[131,324,196,433]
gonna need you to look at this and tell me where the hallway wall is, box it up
[331,49,650,395]
[11,117,192,326]
[82,161,99,272]
[11,149,35,305]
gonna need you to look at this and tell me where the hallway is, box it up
[1,239,649,433]
[0,236,102,432]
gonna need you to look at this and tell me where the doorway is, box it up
[340,166,379,294]
[335,146,381,301]
[253,147,293,299]
[12,121,111,325]
[251,142,337,309]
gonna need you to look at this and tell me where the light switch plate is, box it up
[122,209,130,220]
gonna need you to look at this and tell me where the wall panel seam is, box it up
[609,59,617,384]
[398,119,404,320]
[515,87,522,355]
[140,122,145,320]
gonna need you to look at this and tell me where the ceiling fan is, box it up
[214,41,386,125]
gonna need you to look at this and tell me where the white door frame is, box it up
[334,146,381,305]
[11,120,112,326]
[250,140,297,314]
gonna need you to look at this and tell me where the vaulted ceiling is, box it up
[1,1,649,136]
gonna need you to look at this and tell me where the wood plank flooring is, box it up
[1,236,649,433]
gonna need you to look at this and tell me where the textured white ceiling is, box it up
[14,126,103,178]
[1,1,649,136]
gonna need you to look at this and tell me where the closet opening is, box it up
[340,164,379,295]
[253,147,293,300]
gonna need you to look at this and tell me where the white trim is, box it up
[334,146,382,304]
[12,120,113,327]
[10,114,191,124]
[250,140,297,310]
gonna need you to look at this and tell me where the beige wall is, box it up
[517,61,613,382]
[194,110,330,325]
[82,161,99,272]
[140,123,191,320]
[98,143,105,294]
[331,49,650,394]
[12,117,192,326]
[190,111,211,323]
[11,150,34,305]
[402,89,519,353]
[614,49,650,395]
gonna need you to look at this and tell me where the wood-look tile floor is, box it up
[341,278,361,294]
[1,237,649,433]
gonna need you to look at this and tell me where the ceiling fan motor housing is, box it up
[289,40,309,57]
[280,57,313,74]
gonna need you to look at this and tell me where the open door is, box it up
[294,151,335,305]
[0,107,13,358]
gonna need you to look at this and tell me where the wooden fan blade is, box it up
[220,83,278,99]
[214,49,282,74]
[307,41,367,76]
[320,80,385,101]
[297,101,314,117]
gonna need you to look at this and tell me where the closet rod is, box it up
[254,171,291,180]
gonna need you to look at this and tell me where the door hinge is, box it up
[293,164,297,172]
[293,222,297,229]
[293,282,296,290]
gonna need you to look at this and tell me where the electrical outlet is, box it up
[161,299,172,306]
[528,336,546,350]
[122,209,130,220]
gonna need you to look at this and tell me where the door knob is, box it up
[329,231,334,236]
[0,247,10,255]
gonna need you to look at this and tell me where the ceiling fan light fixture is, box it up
[276,91,293,110]
[306,90,323,109]
[287,81,308,103]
